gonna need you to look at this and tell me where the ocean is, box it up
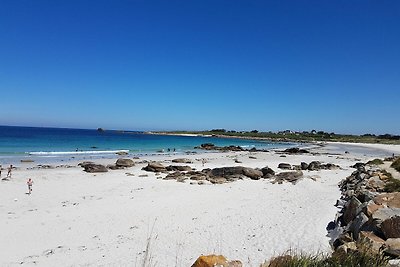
[0,126,294,164]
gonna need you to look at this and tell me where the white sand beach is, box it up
[1,143,399,266]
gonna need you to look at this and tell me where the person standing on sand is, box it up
[0,165,2,178]
[27,178,33,194]
[7,165,13,178]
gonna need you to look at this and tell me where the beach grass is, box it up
[262,249,390,267]
[366,159,384,165]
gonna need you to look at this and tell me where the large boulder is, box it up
[142,162,167,172]
[359,231,385,253]
[191,255,242,267]
[116,158,135,167]
[283,147,310,154]
[381,216,400,239]
[374,192,400,208]
[308,161,321,171]
[81,163,108,173]
[278,163,291,170]
[343,197,362,225]
[172,158,192,163]
[261,167,275,178]
[242,168,263,180]
[210,167,245,177]
[275,171,303,184]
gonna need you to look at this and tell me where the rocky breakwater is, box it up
[329,162,400,260]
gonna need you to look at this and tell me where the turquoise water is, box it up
[0,126,295,164]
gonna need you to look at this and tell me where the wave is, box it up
[27,150,129,155]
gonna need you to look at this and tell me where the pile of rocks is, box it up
[79,158,135,173]
[278,161,339,171]
[141,162,306,185]
[329,162,400,259]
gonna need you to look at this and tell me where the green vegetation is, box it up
[391,157,400,172]
[263,249,389,267]
[158,129,400,145]
[366,159,384,165]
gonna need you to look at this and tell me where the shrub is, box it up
[391,157,400,172]
[366,159,384,165]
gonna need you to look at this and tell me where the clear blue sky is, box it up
[0,1,399,134]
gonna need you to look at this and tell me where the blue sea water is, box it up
[0,126,294,164]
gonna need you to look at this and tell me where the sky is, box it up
[0,0,399,134]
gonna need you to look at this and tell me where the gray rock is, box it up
[142,162,167,172]
[343,197,362,225]
[308,161,321,171]
[275,171,303,184]
[166,165,192,172]
[172,158,192,163]
[300,162,309,170]
[350,212,369,240]
[261,167,275,178]
[116,158,135,167]
[82,163,108,173]
[242,168,263,180]
[278,163,292,170]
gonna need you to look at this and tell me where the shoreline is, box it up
[1,142,399,266]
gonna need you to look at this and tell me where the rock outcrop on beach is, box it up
[195,143,268,152]
[142,162,168,173]
[329,161,400,258]
[116,158,135,167]
[191,254,242,267]
[79,162,108,173]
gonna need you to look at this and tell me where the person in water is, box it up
[27,178,33,194]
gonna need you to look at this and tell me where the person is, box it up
[202,158,206,167]
[27,178,33,194]
[7,165,13,178]
[0,165,2,178]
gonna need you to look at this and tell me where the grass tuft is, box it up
[366,159,384,165]
[262,248,389,267]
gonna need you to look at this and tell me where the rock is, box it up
[82,163,108,173]
[283,147,310,154]
[78,161,95,167]
[234,159,242,163]
[172,158,192,163]
[352,162,365,171]
[107,164,122,170]
[166,165,192,172]
[367,176,386,191]
[336,241,357,254]
[278,163,291,170]
[249,156,257,159]
[350,212,369,239]
[164,171,183,180]
[300,162,309,170]
[275,171,303,184]
[382,216,400,239]
[385,238,400,257]
[21,159,34,163]
[372,208,400,222]
[210,167,245,177]
[208,177,227,184]
[116,158,135,167]
[242,168,263,180]
[359,231,385,253]
[308,161,321,171]
[191,255,241,267]
[365,201,383,217]
[142,162,167,172]
[116,151,128,155]
[374,192,400,208]
[343,197,362,225]
[261,167,275,178]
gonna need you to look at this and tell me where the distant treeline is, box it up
[164,129,400,144]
